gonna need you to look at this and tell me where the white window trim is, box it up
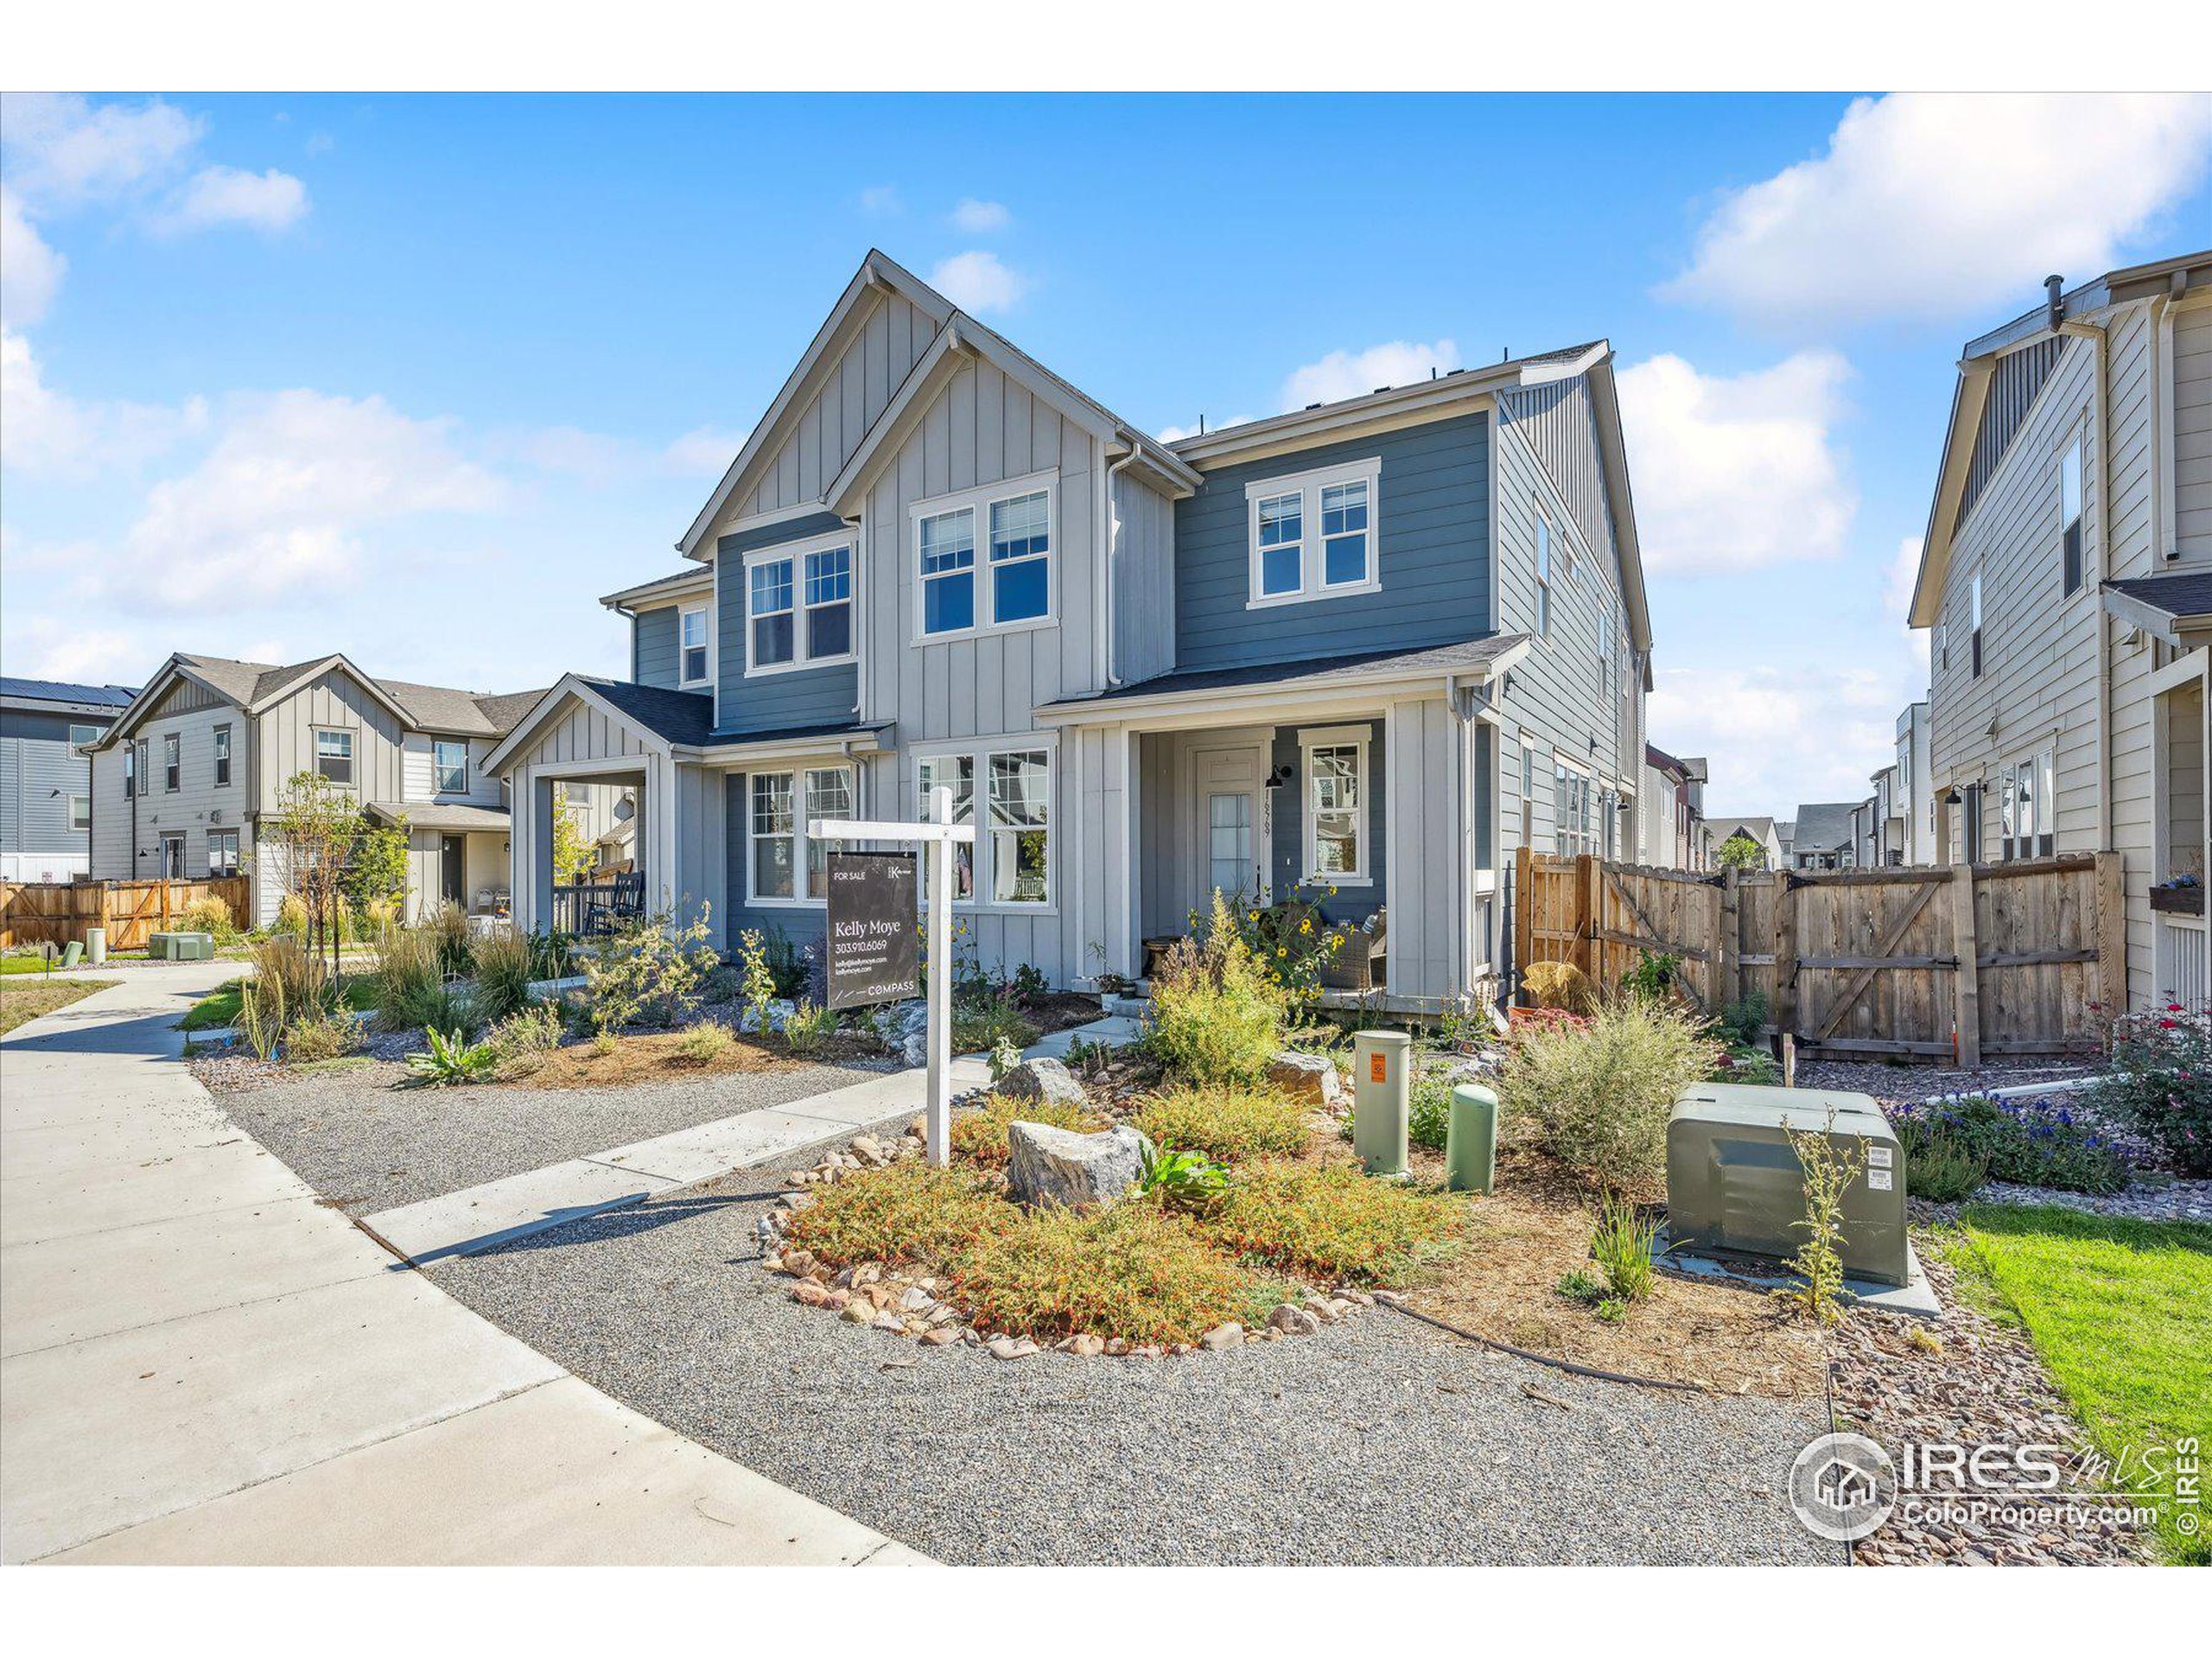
[433,739,469,796]
[1535,508,1554,640]
[743,760,857,908]
[314,726,357,786]
[162,732,181,793]
[907,733,1059,913]
[2059,425,2088,591]
[1299,724,1372,887]
[67,793,91,832]
[907,468,1060,645]
[742,530,858,677]
[213,722,232,787]
[678,601,713,688]
[1553,751,1599,859]
[1245,456,1382,609]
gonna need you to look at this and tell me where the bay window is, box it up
[747,764,855,904]
[1246,458,1381,607]
[915,472,1056,639]
[1300,727,1370,884]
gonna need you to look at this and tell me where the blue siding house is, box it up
[494,253,1653,1008]
[0,677,137,882]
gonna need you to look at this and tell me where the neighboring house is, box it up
[0,677,138,882]
[490,250,1654,1008]
[1789,801,1860,870]
[1908,249,2212,1007]
[1706,815,1784,869]
[1637,743,1706,868]
[1895,698,1933,864]
[1775,819,1797,864]
[82,653,546,925]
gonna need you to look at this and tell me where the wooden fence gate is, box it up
[1513,848,2125,1064]
[0,877,254,954]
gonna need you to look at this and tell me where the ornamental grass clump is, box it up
[1135,1084,1309,1164]
[780,1161,1014,1270]
[1139,892,1287,1086]
[1499,993,1722,1198]
[952,1202,1269,1348]
[948,1090,1109,1168]
[470,927,536,1024]
[1198,1160,1465,1285]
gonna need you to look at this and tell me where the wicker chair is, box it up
[1318,906,1389,991]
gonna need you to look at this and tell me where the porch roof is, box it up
[2103,573,2212,643]
[365,801,511,832]
[702,719,894,760]
[585,678,717,746]
[1034,634,1529,723]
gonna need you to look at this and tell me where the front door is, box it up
[440,835,467,907]
[1192,744,1268,910]
[159,833,186,880]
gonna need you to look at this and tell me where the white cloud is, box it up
[930,249,1028,314]
[661,425,742,476]
[1,328,208,479]
[488,421,744,486]
[1662,92,2212,331]
[0,92,202,207]
[859,184,902,215]
[1614,350,1857,575]
[0,613,150,686]
[1155,416,1255,444]
[1651,663,1904,814]
[149,164,309,235]
[79,391,505,613]
[949,197,1010,233]
[1886,534,1933,682]
[1280,339,1461,410]
[0,188,64,328]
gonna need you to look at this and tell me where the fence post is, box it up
[1772,870,1798,1043]
[1951,862,1982,1070]
[1578,853,1602,982]
[1719,864,1741,1010]
[2094,850,2127,1014]
[1513,845,1534,1004]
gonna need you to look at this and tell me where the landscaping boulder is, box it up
[1198,1321,1246,1351]
[996,1056,1088,1109]
[1267,1302,1322,1337]
[1268,1051,1348,1109]
[1005,1120,1152,1210]
[739,997,797,1035]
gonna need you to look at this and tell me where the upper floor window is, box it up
[2060,435,2085,595]
[315,727,355,785]
[1968,566,1984,679]
[213,723,232,787]
[1535,511,1554,639]
[434,740,467,794]
[747,540,855,673]
[162,733,181,792]
[679,604,709,685]
[1246,459,1381,608]
[913,472,1057,640]
[67,722,98,748]
[1300,727,1370,885]
[130,738,146,797]
[1554,759,1598,858]
[563,780,590,805]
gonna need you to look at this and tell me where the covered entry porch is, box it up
[366,801,513,924]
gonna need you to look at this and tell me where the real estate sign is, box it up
[823,851,919,1011]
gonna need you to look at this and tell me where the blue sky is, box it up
[4,92,2209,813]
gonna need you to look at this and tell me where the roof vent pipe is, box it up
[2045,274,2065,333]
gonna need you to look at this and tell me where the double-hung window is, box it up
[917,754,976,900]
[1968,567,1984,679]
[207,829,240,878]
[2060,435,2085,595]
[1554,759,1597,857]
[747,765,855,904]
[679,605,709,684]
[1300,727,1370,884]
[912,742,1053,906]
[213,723,232,786]
[315,728,354,785]
[434,740,467,795]
[1246,459,1381,607]
[747,539,855,672]
[1535,512,1554,639]
[68,793,90,831]
[914,473,1056,639]
[162,734,181,792]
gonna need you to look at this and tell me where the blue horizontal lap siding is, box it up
[715,519,859,738]
[1268,721,1385,928]
[1173,414,1491,673]
[632,606,681,689]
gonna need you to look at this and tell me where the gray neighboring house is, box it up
[1706,814,1783,869]
[1908,249,2212,1008]
[493,250,1656,1007]
[1895,698,1933,864]
[0,677,138,882]
[82,652,554,925]
[1789,801,1861,870]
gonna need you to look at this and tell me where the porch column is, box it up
[1384,696,1465,1004]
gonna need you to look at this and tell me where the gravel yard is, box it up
[429,1138,1834,1566]
[206,1051,896,1215]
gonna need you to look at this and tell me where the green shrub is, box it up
[405,1026,499,1086]
[177,895,241,943]
[1138,892,1287,1085]
[949,1091,1109,1169]
[782,1161,1014,1269]
[783,1000,841,1058]
[471,928,536,1024]
[582,906,719,1031]
[672,1020,735,1066]
[283,1007,361,1064]
[1198,1160,1464,1285]
[950,993,1039,1055]
[1590,1200,1657,1303]
[1893,1096,2130,1196]
[954,1202,1268,1347]
[1135,1084,1308,1163]
[1716,992,1769,1047]
[2089,1005,2212,1177]
[1500,995,1723,1198]
[1895,1121,1990,1201]
[1408,1071,1453,1151]
[758,923,809,998]
[486,1002,563,1077]
[1620,950,1684,1001]
[1136,1143,1230,1208]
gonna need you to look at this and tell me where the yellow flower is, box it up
[1299,918,1313,934]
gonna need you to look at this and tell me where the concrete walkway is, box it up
[0,964,929,1566]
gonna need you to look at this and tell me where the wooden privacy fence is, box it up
[1513,848,2126,1064]
[0,878,254,953]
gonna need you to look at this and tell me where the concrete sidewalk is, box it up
[0,964,929,1566]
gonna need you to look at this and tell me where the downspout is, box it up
[2061,314,2113,848]
[1103,433,1143,688]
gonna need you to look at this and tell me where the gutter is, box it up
[1102,433,1144,688]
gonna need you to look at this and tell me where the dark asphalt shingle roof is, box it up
[1051,635,1527,706]
[2105,572,2212,620]
[578,677,716,747]
[1789,802,1859,853]
[163,652,544,736]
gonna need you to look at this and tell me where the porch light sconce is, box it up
[1943,788,1963,806]
[1264,764,1294,790]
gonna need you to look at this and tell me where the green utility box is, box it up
[1665,1083,1908,1287]
[149,931,216,962]
[1445,1083,1499,1193]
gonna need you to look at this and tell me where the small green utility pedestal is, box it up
[1445,1083,1499,1194]
[1351,1029,1411,1176]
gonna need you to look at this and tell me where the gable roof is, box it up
[601,566,715,613]
[94,652,545,748]
[480,674,715,775]
[1710,816,1777,843]
[1789,802,1859,853]
[1909,248,2212,628]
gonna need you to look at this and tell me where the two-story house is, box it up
[488,251,1652,1009]
[1637,743,1706,868]
[0,677,139,882]
[1908,249,2212,1008]
[82,653,556,925]
[1894,698,1932,864]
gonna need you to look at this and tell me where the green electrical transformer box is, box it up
[1665,1083,1908,1287]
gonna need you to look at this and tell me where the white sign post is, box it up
[808,785,975,1166]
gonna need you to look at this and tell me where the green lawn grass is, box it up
[180,976,378,1031]
[1,956,74,976]
[1955,1205,2212,1564]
